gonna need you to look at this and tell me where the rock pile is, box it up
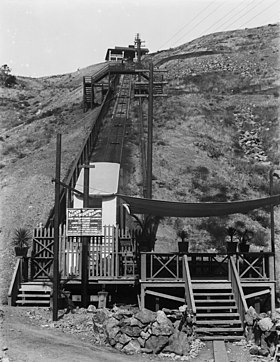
[99,306,194,355]
[245,306,280,357]
[233,107,269,164]
[26,305,199,357]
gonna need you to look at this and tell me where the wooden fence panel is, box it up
[31,225,138,281]
[32,227,54,279]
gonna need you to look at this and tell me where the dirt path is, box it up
[0,306,157,362]
[0,306,265,362]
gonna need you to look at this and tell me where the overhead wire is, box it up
[158,0,278,52]
[238,0,280,28]
[221,0,267,30]
[172,1,228,47]
[158,0,217,50]
[198,0,256,38]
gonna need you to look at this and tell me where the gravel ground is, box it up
[0,306,274,362]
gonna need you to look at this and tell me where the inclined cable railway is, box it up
[99,74,133,164]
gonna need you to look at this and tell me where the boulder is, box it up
[145,335,169,354]
[140,330,151,340]
[151,321,174,336]
[163,330,190,356]
[151,311,174,336]
[249,345,259,355]
[140,348,153,354]
[135,309,156,325]
[122,339,141,354]
[92,309,109,324]
[121,325,141,338]
[179,305,188,313]
[258,347,270,357]
[114,309,133,320]
[130,316,145,328]
[114,342,123,351]
[104,316,119,330]
[107,327,121,346]
[104,317,120,345]
[87,304,96,313]
[137,337,145,348]
[117,332,131,346]
[173,320,181,330]
[258,317,273,332]
[245,306,258,326]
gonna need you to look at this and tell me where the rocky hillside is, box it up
[0,63,106,302]
[125,24,280,278]
[0,24,279,303]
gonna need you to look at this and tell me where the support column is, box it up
[141,285,145,310]
[81,158,90,307]
[147,62,153,199]
[271,283,275,312]
[53,133,61,322]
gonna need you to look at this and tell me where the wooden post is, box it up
[141,285,145,310]
[147,62,153,199]
[91,79,94,110]
[53,133,61,322]
[269,169,275,254]
[271,283,275,312]
[81,158,90,307]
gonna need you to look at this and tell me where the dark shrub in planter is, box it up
[12,228,31,257]
[177,230,189,253]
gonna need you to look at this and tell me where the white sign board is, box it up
[66,208,102,236]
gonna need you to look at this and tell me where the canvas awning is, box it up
[116,194,280,218]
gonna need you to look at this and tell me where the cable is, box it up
[158,0,218,50]
[199,0,256,38]
[238,0,280,28]
[173,1,227,47]
[221,0,267,30]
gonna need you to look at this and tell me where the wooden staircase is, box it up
[16,282,51,307]
[193,281,244,341]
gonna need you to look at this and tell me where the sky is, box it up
[1,0,279,77]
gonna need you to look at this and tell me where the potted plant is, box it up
[12,228,31,257]
[177,229,189,253]
[132,214,162,252]
[237,229,253,253]
[226,227,238,254]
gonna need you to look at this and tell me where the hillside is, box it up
[0,24,279,303]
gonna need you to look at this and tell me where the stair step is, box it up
[17,294,50,298]
[194,293,233,297]
[16,300,50,305]
[193,283,231,290]
[200,335,245,341]
[196,306,237,310]
[196,327,244,333]
[195,299,236,304]
[196,320,241,325]
[197,313,240,318]
[20,285,51,292]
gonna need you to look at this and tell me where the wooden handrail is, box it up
[8,258,21,306]
[45,75,119,227]
[229,256,248,328]
[183,255,196,315]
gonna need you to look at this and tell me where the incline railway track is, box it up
[90,74,132,164]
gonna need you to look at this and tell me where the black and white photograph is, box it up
[0,0,280,360]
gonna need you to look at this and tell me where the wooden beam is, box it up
[53,133,61,322]
[213,341,229,362]
[145,290,185,303]
[245,288,271,299]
